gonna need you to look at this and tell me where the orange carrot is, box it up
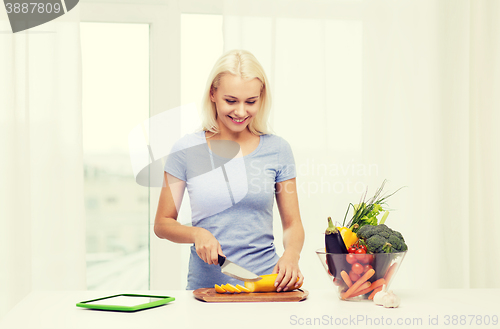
[384,262,397,277]
[368,278,386,291]
[354,281,371,293]
[368,286,383,300]
[384,263,398,283]
[352,278,385,297]
[342,268,375,299]
[351,287,371,297]
[340,271,352,287]
[352,286,372,297]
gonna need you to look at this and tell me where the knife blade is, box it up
[218,255,262,282]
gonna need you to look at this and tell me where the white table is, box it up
[1,289,499,329]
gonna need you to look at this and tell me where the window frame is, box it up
[80,1,181,290]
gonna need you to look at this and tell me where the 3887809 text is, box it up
[439,315,498,326]
[5,2,62,14]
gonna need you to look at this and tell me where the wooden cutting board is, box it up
[193,288,309,303]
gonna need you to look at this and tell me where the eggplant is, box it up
[325,217,348,254]
[325,217,348,279]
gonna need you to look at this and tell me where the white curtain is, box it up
[0,8,86,319]
[223,0,500,289]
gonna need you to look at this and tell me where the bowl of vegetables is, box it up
[318,180,408,302]
[316,247,406,301]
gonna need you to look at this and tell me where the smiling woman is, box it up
[208,74,263,151]
[202,50,272,137]
[154,49,305,292]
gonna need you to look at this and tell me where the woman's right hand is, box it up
[193,227,224,265]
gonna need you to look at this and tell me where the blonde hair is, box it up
[201,49,272,136]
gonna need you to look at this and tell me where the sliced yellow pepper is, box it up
[223,283,241,293]
[337,226,358,249]
[214,284,227,293]
[235,284,251,293]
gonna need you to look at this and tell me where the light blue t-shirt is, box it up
[164,131,296,290]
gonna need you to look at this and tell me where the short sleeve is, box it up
[275,137,296,183]
[164,139,187,181]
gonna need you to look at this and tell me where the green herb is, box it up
[342,179,405,233]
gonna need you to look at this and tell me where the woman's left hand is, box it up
[272,251,304,292]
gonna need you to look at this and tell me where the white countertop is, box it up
[1,289,499,329]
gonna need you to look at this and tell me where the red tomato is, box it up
[355,248,366,254]
[363,264,373,273]
[351,262,364,275]
[348,246,357,254]
[349,270,360,282]
[346,254,357,264]
[354,248,368,264]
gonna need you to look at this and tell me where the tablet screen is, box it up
[85,296,166,307]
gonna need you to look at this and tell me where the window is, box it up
[81,22,150,290]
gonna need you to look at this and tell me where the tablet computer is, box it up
[76,294,175,312]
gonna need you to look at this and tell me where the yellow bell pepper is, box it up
[244,273,303,293]
[244,274,279,293]
[337,226,358,249]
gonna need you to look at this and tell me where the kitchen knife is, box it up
[218,255,262,282]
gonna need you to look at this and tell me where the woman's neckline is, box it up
[201,130,264,158]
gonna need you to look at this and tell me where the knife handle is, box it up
[218,254,226,266]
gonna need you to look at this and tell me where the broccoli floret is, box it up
[366,235,386,253]
[392,230,405,242]
[372,224,391,239]
[374,224,390,233]
[388,234,404,251]
[378,230,391,239]
[358,224,408,253]
[357,225,376,239]
[399,240,408,252]
[375,224,387,231]
[387,229,408,252]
